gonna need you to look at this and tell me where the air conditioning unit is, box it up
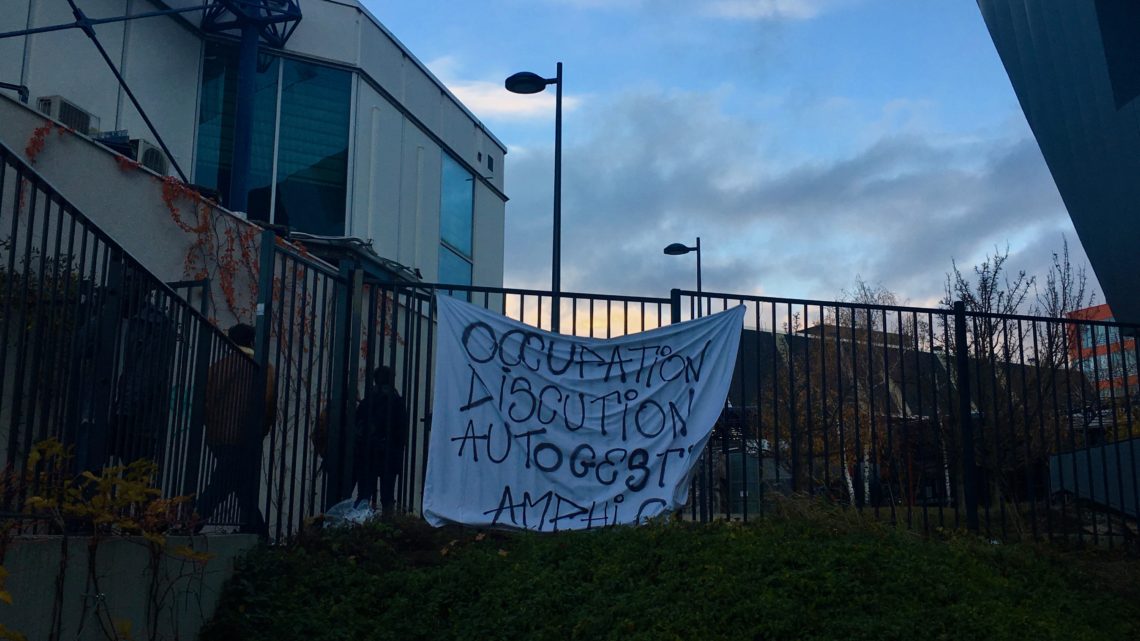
[130,139,169,175]
[36,95,100,135]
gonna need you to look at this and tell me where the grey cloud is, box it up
[503,88,1095,308]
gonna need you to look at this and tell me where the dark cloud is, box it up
[503,88,1096,309]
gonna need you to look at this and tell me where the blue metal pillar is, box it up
[228,21,260,214]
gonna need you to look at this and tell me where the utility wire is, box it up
[64,0,189,183]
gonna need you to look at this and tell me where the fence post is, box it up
[953,300,979,532]
[181,320,213,498]
[326,261,365,506]
[671,288,710,520]
[342,264,364,502]
[253,230,276,407]
[250,230,275,532]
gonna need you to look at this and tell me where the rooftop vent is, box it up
[130,139,169,175]
[36,95,100,135]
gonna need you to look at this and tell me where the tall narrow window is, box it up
[194,42,279,223]
[273,60,351,236]
[438,153,473,291]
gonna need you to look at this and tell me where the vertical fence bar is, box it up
[181,321,213,498]
[252,229,276,533]
[953,301,979,532]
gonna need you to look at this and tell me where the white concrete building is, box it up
[0,0,507,288]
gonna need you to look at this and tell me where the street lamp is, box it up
[506,63,563,332]
[664,237,702,317]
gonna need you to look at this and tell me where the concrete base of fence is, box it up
[1,534,257,641]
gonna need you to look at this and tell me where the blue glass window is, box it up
[438,152,473,291]
[1079,326,1095,350]
[195,45,350,235]
[439,246,472,300]
[273,60,351,236]
[440,153,473,257]
[195,43,279,223]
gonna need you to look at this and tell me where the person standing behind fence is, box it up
[353,366,408,518]
[196,323,275,535]
[71,266,175,476]
[110,273,177,466]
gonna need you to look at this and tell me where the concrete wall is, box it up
[0,94,262,328]
[0,534,257,641]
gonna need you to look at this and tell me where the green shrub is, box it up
[203,513,1139,641]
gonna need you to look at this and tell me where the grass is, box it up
[202,501,1139,641]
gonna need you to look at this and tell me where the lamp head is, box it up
[505,71,553,94]
[663,242,694,256]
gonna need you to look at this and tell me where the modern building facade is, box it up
[977,0,1140,326]
[0,0,507,289]
[1067,303,1139,399]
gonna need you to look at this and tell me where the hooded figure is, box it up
[353,365,408,517]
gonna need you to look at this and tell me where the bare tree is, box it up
[1035,235,1096,319]
[1033,235,1096,374]
[942,244,1034,322]
[940,243,1098,529]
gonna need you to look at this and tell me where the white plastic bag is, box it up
[323,498,376,528]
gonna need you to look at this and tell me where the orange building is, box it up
[1067,304,1138,399]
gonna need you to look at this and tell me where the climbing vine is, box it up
[156,176,263,321]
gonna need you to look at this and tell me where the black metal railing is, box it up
[250,243,1139,544]
[252,257,676,538]
[0,143,260,530]
[677,290,1139,545]
[9,135,1134,545]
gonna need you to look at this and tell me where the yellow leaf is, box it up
[170,546,214,564]
[0,591,11,606]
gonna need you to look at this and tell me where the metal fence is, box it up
[253,253,676,538]
[254,265,1137,545]
[0,143,260,530]
[680,290,1140,546]
[4,137,1137,545]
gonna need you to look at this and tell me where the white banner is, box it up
[423,295,745,531]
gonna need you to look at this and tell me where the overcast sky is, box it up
[365,0,1097,309]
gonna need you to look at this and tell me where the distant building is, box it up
[1067,304,1138,399]
[0,0,507,288]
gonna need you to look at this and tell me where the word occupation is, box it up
[423,295,744,532]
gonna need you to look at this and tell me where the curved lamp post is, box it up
[664,237,702,317]
[506,63,563,332]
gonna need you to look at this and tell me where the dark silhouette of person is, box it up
[353,366,408,517]
[72,264,176,475]
[196,323,275,534]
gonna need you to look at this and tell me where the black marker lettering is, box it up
[462,322,497,363]
[511,428,547,469]
[459,364,494,412]
[635,399,666,438]
[625,448,650,492]
[533,442,564,473]
[570,444,597,478]
[656,448,685,487]
[536,385,562,424]
[563,392,586,432]
[507,377,537,422]
[603,346,631,383]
